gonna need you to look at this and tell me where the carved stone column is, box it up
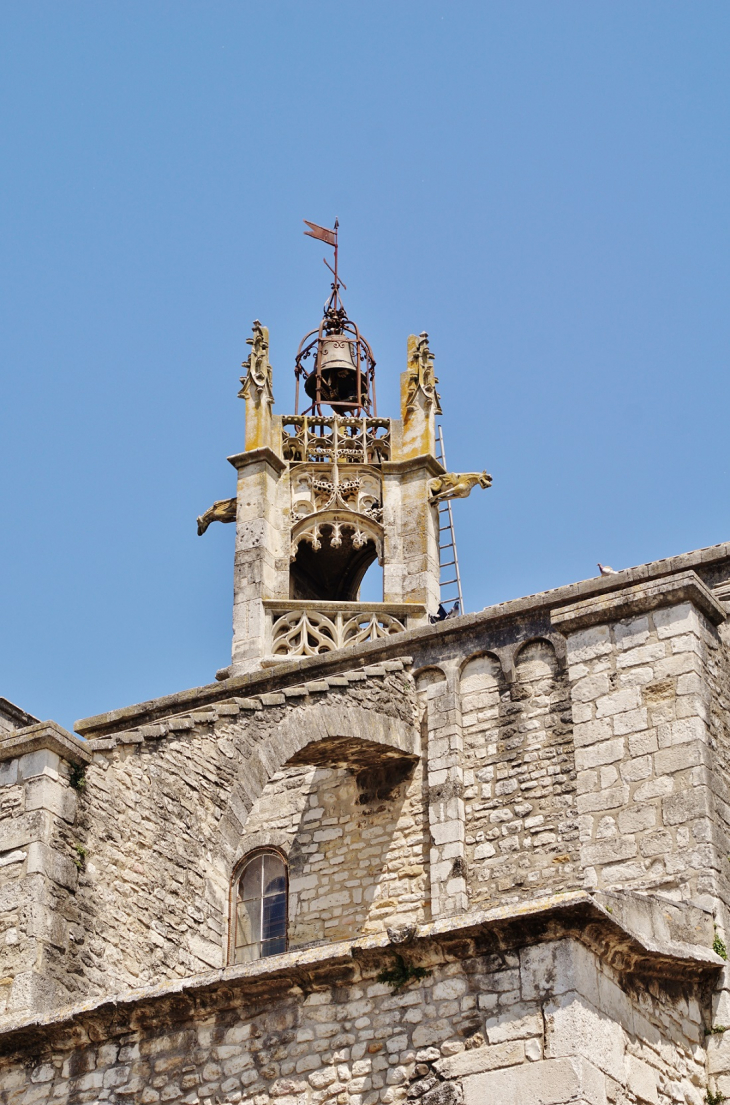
[229,447,289,673]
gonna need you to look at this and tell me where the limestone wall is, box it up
[561,601,724,907]
[0,922,713,1105]
[63,667,418,1000]
[238,756,428,950]
[461,641,580,909]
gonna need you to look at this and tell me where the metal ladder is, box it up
[435,425,464,614]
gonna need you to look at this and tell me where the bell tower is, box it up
[201,222,490,675]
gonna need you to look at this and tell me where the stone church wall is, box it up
[561,601,725,907]
[240,757,428,950]
[461,640,580,909]
[0,924,711,1105]
[63,668,418,1000]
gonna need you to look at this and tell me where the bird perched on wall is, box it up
[429,601,461,623]
[597,563,619,576]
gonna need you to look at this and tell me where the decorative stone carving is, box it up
[281,415,390,465]
[290,515,383,562]
[197,496,237,535]
[291,466,383,522]
[428,471,492,503]
[404,332,442,415]
[270,607,406,657]
[238,320,273,405]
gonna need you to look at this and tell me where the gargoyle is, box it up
[197,497,237,536]
[428,471,492,504]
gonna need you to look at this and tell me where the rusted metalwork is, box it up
[296,220,377,418]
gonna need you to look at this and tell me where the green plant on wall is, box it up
[713,929,728,961]
[69,764,86,791]
[376,954,431,993]
[73,843,87,870]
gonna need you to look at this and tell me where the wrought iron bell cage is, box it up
[294,307,377,418]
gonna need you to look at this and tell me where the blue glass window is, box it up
[234,852,287,963]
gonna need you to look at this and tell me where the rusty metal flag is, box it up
[303,219,337,247]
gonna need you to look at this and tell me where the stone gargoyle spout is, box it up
[197,497,237,536]
[428,471,492,504]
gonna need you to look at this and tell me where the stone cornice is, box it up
[81,660,413,750]
[0,721,91,766]
[0,891,719,1058]
[550,570,726,633]
[381,454,445,478]
[227,446,286,474]
[75,540,730,738]
[0,697,39,730]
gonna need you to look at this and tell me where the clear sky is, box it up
[1,2,729,732]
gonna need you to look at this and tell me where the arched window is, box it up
[233,851,287,964]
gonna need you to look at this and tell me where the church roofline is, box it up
[74,538,730,739]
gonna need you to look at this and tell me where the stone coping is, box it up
[0,697,39,731]
[0,721,91,767]
[227,446,286,473]
[262,599,427,616]
[0,891,720,1057]
[75,539,730,738]
[381,453,445,477]
[551,570,726,632]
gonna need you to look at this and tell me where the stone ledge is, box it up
[226,446,286,474]
[0,891,720,1057]
[0,722,91,767]
[550,570,725,633]
[381,454,445,478]
[84,662,413,751]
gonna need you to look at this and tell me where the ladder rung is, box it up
[441,578,458,586]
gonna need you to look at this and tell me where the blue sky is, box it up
[1,2,728,731]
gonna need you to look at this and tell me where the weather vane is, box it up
[303,218,346,311]
[296,218,376,418]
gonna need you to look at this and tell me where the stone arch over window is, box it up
[229,848,288,964]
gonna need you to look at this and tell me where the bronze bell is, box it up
[304,334,367,411]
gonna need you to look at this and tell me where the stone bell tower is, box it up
[199,223,490,675]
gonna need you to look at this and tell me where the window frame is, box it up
[228,847,289,965]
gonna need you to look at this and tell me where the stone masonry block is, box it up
[435,1040,526,1079]
[595,688,641,719]
[617,805,656,834]
[573,719,613,749]
[0,810,50,852]
[462,1056,607,1105]
[626,1056,659,1104]
[566,625,612,664]
[545,992,625,1082]
[572,674,610,704]
[26,842,78,892]
[575,739,624,772]
[581,838,637,866]
[662,787,710,827]
[18,749,60,782]
[616,643,666,669]
[653,602,700,639]
[0,760,18,787]
[576,786,629,814]
[612,708,648,736]
[614,616,650,650]
[657,716,707,749]
[24,777,77,824]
